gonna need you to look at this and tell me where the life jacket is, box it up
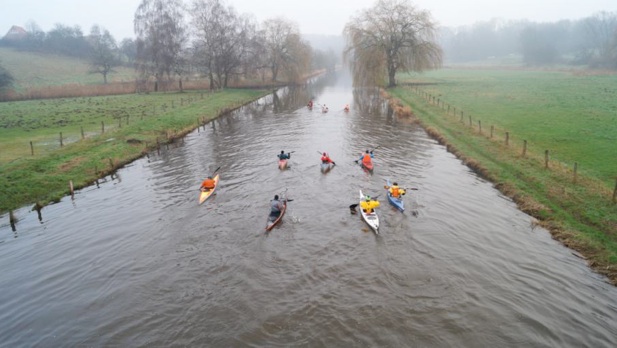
[360,200,379,212]
[321,155,331,163]
[362,153,372,164]
[390,186,400,197]
[202,178,215,190]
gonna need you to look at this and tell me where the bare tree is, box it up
[89,25,119,84]
[581,11,617,68]
[191,0,255,89]
[262,18,312,83]
[134,0,187,91]
[343,0,442,87]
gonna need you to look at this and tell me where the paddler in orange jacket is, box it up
[321,152,336,165]
[388,182,406,198]
[200,176,215,191]
[358,150,374,166]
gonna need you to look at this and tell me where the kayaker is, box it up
[388,182,406,198]
[344,104,350,112]
[307,100,313,108]
[321,152,335,165]
[200,176,215,191]
[270,195,285,218]
[358,150,373,165]
[278,150,291,160]
[322,105,328,113]
[360,195,380,214]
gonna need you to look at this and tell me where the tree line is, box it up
[441,11,617,68]
[0,0,338,91]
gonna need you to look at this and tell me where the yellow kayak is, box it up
[199,174,219,204]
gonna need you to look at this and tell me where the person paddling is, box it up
[278,150,291,160]
[360,195,380,214]
[307,100,313,108]
[270,195,285,218]
[357,149,373,166]
[386,182,406,198]
[200,176,216,192]
[321,152,336,165]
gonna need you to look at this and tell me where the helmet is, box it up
[274,195,279,200]
[366,150,370,153]
[281,150,285,154]
[365,196,371,201]
[393,182,398,186]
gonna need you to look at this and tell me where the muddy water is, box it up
[1,73,616,347]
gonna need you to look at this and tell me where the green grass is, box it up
[400,68,617,186]
[0,47,136,91]
[390,68,617,283]
[0,89,268,213]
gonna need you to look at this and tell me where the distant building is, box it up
[3,26,28,41]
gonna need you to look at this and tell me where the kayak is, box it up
[361,160,373,172]
[278,159,288,170]
[199,174,220,204]
[386,179,405,212]
[320,162,334,173]
[266,199,287,231]
[359,189,379,234]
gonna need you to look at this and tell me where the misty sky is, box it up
[1,0,616,40]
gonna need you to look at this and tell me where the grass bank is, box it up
[0,89,269,214]
[389,68,617,285]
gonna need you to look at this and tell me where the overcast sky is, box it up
[1,0,616,40]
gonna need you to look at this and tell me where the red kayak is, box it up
[278,159,288,169]
[361,160,373,171]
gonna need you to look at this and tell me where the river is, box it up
[1,72,616,347]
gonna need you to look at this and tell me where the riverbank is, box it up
[387,81,617,285]
[0,89,270,215]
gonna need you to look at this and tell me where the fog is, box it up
[1,0,615,41]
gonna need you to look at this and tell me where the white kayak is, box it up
[359,189,379,234]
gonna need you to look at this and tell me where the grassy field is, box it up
[390,67,617,284]
[0,89,268,213]
[0,47,136,91]
[400,68,617,185]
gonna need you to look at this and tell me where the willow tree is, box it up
[343,0,442,87]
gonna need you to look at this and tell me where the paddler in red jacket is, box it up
[321,152,336,165]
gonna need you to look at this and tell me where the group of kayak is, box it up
[307,100,350,114]
[271,148,409,234]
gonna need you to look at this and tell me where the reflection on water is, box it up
[1,71,616,347]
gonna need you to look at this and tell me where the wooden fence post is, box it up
[490,125,494,138]
[101,121,105,134]
[613,178,617,204]
[69,180,74,200]
[30,141,34,156]
[478,120,482,134]
[468,115,472,127]
[60,132,63,147]
[81,126,85,139]
[522,140,527,157]
[544,150,549,168]
[573,162,578,184]
[505,132,509,146]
